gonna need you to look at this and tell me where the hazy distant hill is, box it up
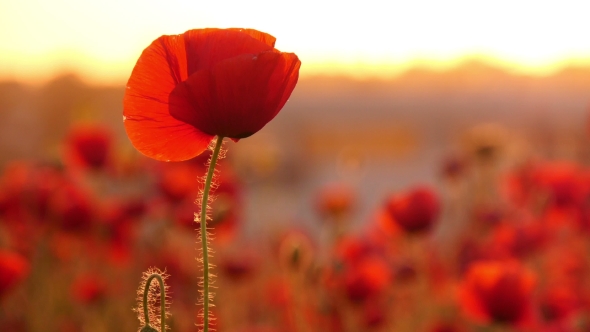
[280,61,590,134]
[1,61,590,164]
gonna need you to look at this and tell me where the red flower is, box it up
[341,256,391,304]
[539,285,580,322]
[533,162,583,208]
[0,250,29,299]
[65,124,112,170]
[385,186,440,234]
[48,182,95,233]
[71,274,107,304]
[123,28,301,161]
[219,252,257,282]
[459,261,536,326]
[315,183,355,220]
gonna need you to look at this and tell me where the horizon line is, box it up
[2,54,590,87]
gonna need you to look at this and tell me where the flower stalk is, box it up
[199,136,224,332]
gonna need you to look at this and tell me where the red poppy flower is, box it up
[539,285,580,322]
[219,252,257,282]
[65,124,112,170]
[48,182,95,233]
[341,256,391,304]
[157,161,203,202]
[315,183,356,220]
[459,261,536,326]
[0,250,29,299]
[71,274,107,305]
[385,186,440,234]
[533,162,583,209]
[124,28,301,161]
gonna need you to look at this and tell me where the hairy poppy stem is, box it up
[200,136,224,332]
[142,273,166,332]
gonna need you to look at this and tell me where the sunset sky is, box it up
[2,0,590,84]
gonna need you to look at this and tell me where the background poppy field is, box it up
[1,62,590,332]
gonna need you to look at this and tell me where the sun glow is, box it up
[1,0,590,84]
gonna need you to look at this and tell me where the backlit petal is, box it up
[182,29,275,76]
[124,34,212,161]
[228,28,276,47]
[170,51,300,138]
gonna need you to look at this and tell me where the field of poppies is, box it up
[2,29,590,332]
[1,117,590,332]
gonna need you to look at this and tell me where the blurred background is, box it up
[2,1,590,331]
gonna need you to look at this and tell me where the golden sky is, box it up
[2,0,590,84]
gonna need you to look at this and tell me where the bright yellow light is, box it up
[1,0,590,84]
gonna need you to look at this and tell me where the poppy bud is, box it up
[135,268,170,332]
[278,231,314,274]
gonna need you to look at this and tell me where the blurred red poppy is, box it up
[459,261,535,326]
[315,183,355,220]
[219,252,257,282]
[71,273,107,305]
[124,28,301,161]
[157,161,203,202]
[533,162,583,209]
[0,250,29,299]
[539,285,580,322]
[385,186,440,234]
[65,124,112,170]
[48,182,95,233]
[344,258,390,304]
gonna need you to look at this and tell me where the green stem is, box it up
[142,273,166,331]
[200,136,224,332]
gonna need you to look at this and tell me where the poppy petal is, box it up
[124,34,213,161]
[182,29,275,76]
[169,50,300,139]
[229,28,276,47]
